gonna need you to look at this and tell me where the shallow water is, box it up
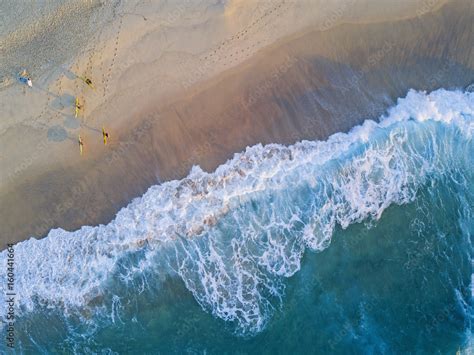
[1,89,472,353]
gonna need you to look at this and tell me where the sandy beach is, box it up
[1,0,473,246]
[1,2,474,352]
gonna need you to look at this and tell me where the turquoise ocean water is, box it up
[1,89,472,353]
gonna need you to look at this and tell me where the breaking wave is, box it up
[0,89,473,337]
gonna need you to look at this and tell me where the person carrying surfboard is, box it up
[79,76,95,89]
[75,98,82,118]
[102,127,109,145]
[78,135,84,155]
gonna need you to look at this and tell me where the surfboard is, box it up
[78,135,83,155]
[75,98,80,118]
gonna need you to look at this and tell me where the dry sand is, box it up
[0,0,473,246]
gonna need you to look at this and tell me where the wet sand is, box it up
[0,0,473,246]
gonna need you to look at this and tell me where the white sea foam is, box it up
[0,89,473,334]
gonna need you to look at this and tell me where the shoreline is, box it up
[1,0,473,247]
